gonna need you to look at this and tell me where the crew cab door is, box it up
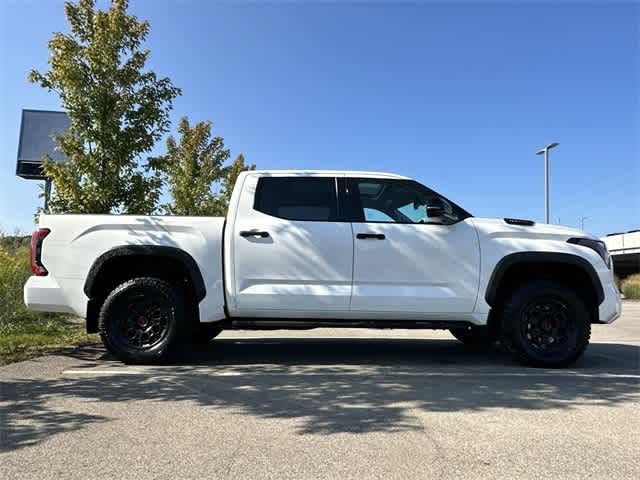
[230,175,353,316]
[346,178,480,315]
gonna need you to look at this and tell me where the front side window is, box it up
[349,178,470,225]
[363,208,395,222]
[254,177,338,221]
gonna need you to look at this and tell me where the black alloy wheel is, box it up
[99,277,182,363]
[501,280,591,368]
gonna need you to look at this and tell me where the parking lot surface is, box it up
[1,302,639,480]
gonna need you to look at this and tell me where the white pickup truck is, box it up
[24,170,621,366]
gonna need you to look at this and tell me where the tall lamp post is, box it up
[580,216,588,231]
[535,142,559,223]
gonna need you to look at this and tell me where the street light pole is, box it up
[544,148,549,223]
[535,142,559,223]
[580,216,588,231]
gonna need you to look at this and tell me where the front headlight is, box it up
[568,237,611,269]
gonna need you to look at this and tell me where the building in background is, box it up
[602,230,640,278]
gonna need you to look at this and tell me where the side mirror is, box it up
[426,205,444,218]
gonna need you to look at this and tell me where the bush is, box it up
[0,234,97,364]
[614,274,622,290]
[0,244,40,326]
[621,274,640,299]
[0,234,30,250]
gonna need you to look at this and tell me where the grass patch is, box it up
[621,274,640,300]
[0,316,98,365]
[0,234,98,365]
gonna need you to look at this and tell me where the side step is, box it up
[229,318,473,330]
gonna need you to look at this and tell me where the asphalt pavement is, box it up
[1,302,639,479]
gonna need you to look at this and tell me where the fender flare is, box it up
[484,252,604,306]
[83,245,206,302]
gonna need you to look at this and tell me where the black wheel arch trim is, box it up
[83,245,206,302]
[485,252,605,306]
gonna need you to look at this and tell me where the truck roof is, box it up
[248,170,409,179]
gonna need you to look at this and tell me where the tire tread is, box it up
[98,277,182,364]
[500,280,591,368]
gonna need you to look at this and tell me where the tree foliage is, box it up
[218,153,255,213]
[28,0,180,214]
[150,117,254,216]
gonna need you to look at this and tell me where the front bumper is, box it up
[597,274,622,324]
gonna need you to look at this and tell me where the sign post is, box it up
[43,179,52,211]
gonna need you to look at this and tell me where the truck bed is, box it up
[24,214,226,322]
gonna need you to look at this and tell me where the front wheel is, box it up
[98,277,182,364]
[500,280,591,368]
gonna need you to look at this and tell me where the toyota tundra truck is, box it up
[24,170,621,366]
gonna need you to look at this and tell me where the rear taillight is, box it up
[30,228,50,276]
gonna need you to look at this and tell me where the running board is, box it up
[229,319,473,330]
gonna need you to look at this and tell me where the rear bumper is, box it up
[24,275,87,317]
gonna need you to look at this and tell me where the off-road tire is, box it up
[500,280,591,368]
[98,277,183,364]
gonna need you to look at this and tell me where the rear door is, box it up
[230,175,353,316]
[346,177,480,316]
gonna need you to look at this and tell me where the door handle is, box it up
[240,230,270,238]
[356,233,386,240]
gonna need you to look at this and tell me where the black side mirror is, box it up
[426,205,444,218]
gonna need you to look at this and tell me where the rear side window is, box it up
[254,177,338,221]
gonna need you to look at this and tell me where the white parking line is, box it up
[63,369,146,375]
[62,369,640,378]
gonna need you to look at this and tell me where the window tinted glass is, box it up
[254,177,337,221]
[351,179,464,224]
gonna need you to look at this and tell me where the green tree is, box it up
[28,0,180,214]
[151,118,255,216]
[217,153,255,213]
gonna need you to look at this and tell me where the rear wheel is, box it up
[500,280,591,368]
[98,277,182,364]
[449,325,493,347]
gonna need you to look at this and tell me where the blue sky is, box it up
[1,0,637,236]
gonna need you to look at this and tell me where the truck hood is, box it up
[469,217,593,241]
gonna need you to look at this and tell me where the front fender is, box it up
[484,251,604,307]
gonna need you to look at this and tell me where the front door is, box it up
[232,175,353,316]
[347,178,480,315]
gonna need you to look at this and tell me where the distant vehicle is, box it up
[24,170,620,367]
